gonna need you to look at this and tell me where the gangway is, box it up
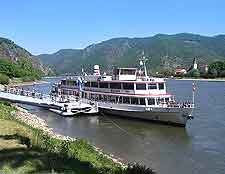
[0,87,98,116]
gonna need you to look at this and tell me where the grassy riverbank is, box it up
[0,102,121,173]
[0,102,155,174]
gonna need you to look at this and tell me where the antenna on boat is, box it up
[192,82,196,107]
[139,51,148,79]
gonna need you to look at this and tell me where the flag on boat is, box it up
[77,77,84,91]
[192,82,196,92]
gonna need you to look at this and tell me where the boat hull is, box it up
[98,103,193,127]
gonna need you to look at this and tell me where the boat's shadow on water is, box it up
[19,104,191,145]
[20,104,191,142]
[97,114,191,144]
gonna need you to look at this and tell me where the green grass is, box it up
[0,103,122,174]
[0,119,104,174]
[0,102,155,174]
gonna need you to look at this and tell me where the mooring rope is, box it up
[100,112,142,139]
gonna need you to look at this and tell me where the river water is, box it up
[22,77,225,174]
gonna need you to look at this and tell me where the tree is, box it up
[191,69,200,78]
[0,58,42,81]
[208,61,225,77]
[208,68,218,78]
[0,73,9,85]
[219,70,225,77]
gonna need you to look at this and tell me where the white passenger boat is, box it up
[55,55,194,126]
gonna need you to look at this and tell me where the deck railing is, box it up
[1,87,50,100]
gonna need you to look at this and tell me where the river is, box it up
[22,77,225,174]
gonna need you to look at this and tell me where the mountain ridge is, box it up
[36,33,225,74]
[0,37,52,76]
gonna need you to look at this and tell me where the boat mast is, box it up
[139,51,148,79]
[192,82,196,106]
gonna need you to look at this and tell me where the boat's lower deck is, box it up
[98,102,193,126]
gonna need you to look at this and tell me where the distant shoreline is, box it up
[8,80,48,87]
[170,78,225,82]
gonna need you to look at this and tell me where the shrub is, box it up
[219,70,225,77]
[0,73,10,84]
[116,163,156,174]
[191,69,200,78]
[208,68,218,78]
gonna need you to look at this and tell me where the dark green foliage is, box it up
[192,70,200,78]
[0,134,31,148]
[208,68,218,78]
[0,58,41,81]
[185,69,200,78]
[116,163,156,174]
[219,70,225,77]
[37,33,225,74]
[0,73,10,84]
[207,61,225,78]
[0,37,52,76]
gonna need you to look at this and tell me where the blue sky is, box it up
[0,0,224,55]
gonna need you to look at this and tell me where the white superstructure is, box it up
[57,59,194,126]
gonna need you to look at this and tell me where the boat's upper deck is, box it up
[59,67,171,96]
[60,75,168,96]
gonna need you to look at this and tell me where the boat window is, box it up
[61,80,66,85]
[139,98,146,105]
[165,98,169,103]
[110,82,121,89]
[148,84,157,90]
[103,95,108,101]
[120,69,136,75]
[99,82,109,88]
[85,81,91,87]
[91,82,98,88]
[99,94,103,101]
[123,83,134,90]
[158,83,164,90]
[156,98,164,104]
[119,96,122,103]
[72,81,75,86]
[94,94,98,100]
[123,97,130,104]
[136,83,146,90]
[65,80,69,85]
[131,97,139,105]
[109,96,116,103]
[66,80,75,86]
[115,96,119,103]
[116,69,120,75]
[148,98,155,105]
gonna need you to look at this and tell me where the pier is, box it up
[0,87,98,116]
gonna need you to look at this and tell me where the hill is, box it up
[37,33,225,74]
[0,37,52,77]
